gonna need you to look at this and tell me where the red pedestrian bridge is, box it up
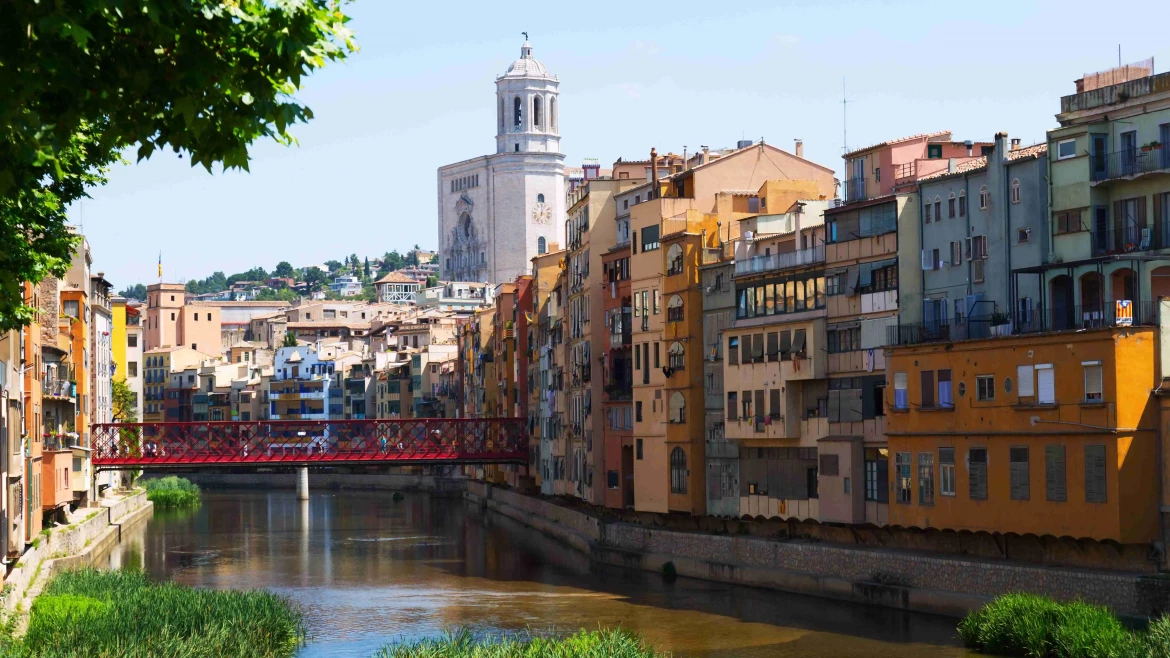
[91,418,528,471]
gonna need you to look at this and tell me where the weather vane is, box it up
[522,31,528,41]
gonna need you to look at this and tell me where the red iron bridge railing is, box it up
[91,418,528,469]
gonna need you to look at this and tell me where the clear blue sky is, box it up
[73,0,1169,292]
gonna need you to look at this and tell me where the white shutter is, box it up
[1017,365,1035,397]
[894,372,907,391]
[1036,364,1055,404]
[921,249,932,271]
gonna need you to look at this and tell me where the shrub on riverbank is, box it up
[376,628,667,657]
[2,568,304,657]
[144,475,201,509]
[957,593,1165,657]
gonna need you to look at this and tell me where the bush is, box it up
[376,628,665,658]
[2,568,304,657]
[661,561,677,581]
[958,593,1156,658]
[143,476,201,509]
[1147,615,1170,657]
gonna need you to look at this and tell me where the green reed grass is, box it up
[375,628,668,658]
[957,592,1165,658]
[143,475,202,509]
[1,568,304,658]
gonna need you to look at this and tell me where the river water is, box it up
[99,490,972,657]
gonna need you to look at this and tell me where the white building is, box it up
[437,40,565,286]
[374,272,421,305]
[329,275,363,297]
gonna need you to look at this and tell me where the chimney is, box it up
[1011,138,1021,151]
[948,158,957,173]
[794,139,804,158]
[701,145,709,166]
[650,148,659,190]
[964,140,974,157]
[994,131,1009,157]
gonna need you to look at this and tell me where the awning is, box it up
[779,331,792,354]
[791,331,807,354]
[668,342,684,355]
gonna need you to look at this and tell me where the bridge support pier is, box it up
[296,467,309,500]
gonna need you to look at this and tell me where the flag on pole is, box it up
[158,251,162,278]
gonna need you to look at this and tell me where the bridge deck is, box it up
[91,418,528,469]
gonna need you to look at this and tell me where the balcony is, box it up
[734,245,824,277]
[1090,148,1170,183]
[329,388,343,399]
[43,377,76,401]
[1017,302,1159,335]
[844,177,867,204]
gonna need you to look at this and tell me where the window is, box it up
[934,197,942,221]
[969,448,988,500]
[1011,178,1021,204]
[128,334,138,348]
[653,289,660,314]
[825,272,844,296]
[927,144,943,159]
[668,391,686,423]
[667,295,684,322]
[976,375,994,401]
[654,342,660,368]
[513,96,522,127]
[537,237,547,255]
[895,452,912,503]
[939,447,956,496]
[1085,444,1107,503]
[1036,364,1055,404]
[668,342,684,371]
[925,202,932,223]
[920,370,935,408]
[1045,445,1067,502]
[1083,361,1103,401]
[1018,227,1031,243]
[1057,139,1076,160]
[1010,447,1029,500]
[636,438,643,460]
[1054,209,1083,234]
[958,190,967,217]
[894,372,908,409]
[641,225,660,252]
[951,241,962,266]
[666,244,684,275]
[727,391,738,420]
[670,448,687,494]
[938,369,952,407]
[742,390,753,419]
[635,400,643,422]
[865,448,889,502]
[769,388,782,419]
[728,336,739,366]
[918,452,934,505]
[979,185,988,210]
[948,193,956,218]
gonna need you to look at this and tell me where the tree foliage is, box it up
[273,261,295,279]
[301,266,326,290]
[0,0,356,331]
[112,378,138,423]
[281,331,299,347]
[118,283,147,301]
[381,250,405,273]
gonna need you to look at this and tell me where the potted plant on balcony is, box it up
[990,311,1012,337]
[1141,141,1162,152]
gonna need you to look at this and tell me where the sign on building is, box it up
[1115,300,1133,326]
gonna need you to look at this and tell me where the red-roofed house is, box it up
[843,131,992,203]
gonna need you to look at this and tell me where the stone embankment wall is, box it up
[2,490,151,613]
[166,471,468,495]
[466,482,1170,619]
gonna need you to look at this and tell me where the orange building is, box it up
[885,325,1159,544]
[144,282,221,354]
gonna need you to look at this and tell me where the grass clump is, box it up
[1,568,304,657]
[376,628,667,658]
[143,475,202,509]
[958,593,1160,658]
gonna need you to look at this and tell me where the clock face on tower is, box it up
[531,202,552,224]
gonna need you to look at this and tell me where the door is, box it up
[1094,207,1109,254]
[1162,124,1170,169]
[621,445,634,508]
[1091,134,1108,179]
[1121,130,1138,175]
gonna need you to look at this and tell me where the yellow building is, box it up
[885,324,1160,544]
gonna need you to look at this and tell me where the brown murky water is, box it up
[99,490,972,657]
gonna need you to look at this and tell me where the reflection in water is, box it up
[101,491,972,657]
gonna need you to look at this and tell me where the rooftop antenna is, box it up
[841,77,853,156]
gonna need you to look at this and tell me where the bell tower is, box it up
[495,40,561,155]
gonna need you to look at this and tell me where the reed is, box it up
[2,568,304,658]
[375,628,667,658]
[143,475,202,509]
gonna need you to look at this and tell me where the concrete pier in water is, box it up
[296,467,309,500]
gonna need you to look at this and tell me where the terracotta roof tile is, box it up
[845,131,952,158]
[1005,143,1048,161]
[917,156,988,181]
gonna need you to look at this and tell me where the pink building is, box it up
[843,131,992,203]
[144,283,221,355]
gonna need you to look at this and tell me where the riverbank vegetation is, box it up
[376,628,666,657]
[144,476,202,509]
[958,593,1170,657]
[0,568,304,657]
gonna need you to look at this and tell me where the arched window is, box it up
[667,294,684,323]
[948,192,956,218]
[979,185,989,210]
[537,237,547,255]
[670,446,687,493]
[958,190,967,217]
[668,340,685,370]
[537,193,545,203]
[550,96,557,132]
[1011,178,1021,204]
[934,196,942,222]
[513,96,522,128]
[666,243,684,275]
[533,95,542,130]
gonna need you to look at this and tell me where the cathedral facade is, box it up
[437,41,565,285]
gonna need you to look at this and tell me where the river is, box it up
[98,489,973,657]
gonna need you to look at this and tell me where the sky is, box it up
[71,0,1170,292]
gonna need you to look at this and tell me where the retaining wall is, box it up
[165,471,468,495]
[466,484,1170,619]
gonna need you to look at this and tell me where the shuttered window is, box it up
[1085,444,1107,503]
[766,332,779,361]
[1045,445,1066,502]
[1083,361,1103,402]
[969,448,988,500]
[728,337,738,365]
[727,392,738,420]
[921,370,936,408]
[754,390,765,422]
[1036,364,1055,404]
[752,333,765,363]
[779,331,792,360]
[1017,365,1035,398]
[939,447,956,496]
[1010,447,1030,500]
[820,454,840,476]
[894,372,908,409]
[895,452,912,503]
[769,388,782,419]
